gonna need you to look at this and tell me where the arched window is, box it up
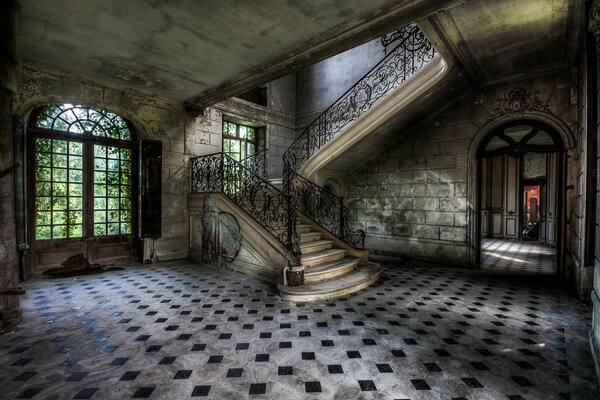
[30,104,136,241]
[478,120,563,158]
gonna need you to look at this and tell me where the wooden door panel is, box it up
[89,239,135,265]
[32,240,87,273]
[503,156,519,239]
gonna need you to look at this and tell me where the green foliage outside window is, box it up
[32,104,134,241]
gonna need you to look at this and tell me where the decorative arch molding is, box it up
[14,96,152,140]
[465,110,573,267]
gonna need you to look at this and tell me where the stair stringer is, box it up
[298,54,448,181]
[188,193,293,283]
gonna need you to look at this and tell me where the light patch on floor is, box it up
[481,239,557,275]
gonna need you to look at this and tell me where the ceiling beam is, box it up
[184,0,463,116]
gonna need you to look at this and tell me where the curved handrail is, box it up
[282,23,436,249]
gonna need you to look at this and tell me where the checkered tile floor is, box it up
[0,260,596,399]
[481,239,557,275]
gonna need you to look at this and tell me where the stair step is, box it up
[305,258,359,282]
[300,240,334,254]
[300,232,322,243]
[296,224,312,233]
[301,248,346,267]
[278,264,382,302]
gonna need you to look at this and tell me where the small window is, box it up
[223,121,257,161]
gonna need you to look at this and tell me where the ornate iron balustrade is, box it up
[283,24,436,173]
[242,149,268,177]
[289,172,365,249]
[282,23,436,249]
[191,153,301,265]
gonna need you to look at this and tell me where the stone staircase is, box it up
[264,179,381,301]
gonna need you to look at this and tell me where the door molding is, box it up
[467,111,574,270]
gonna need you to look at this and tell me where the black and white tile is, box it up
[481,239,557,275]
[0,259,596,399]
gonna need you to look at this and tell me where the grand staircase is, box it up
[190,23,437,301]
[278,216,381,301]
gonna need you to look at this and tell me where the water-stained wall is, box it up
[344,71,584,277]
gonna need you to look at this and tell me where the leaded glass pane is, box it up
[35,104,131,141]
[93,144,133,237]
[33,137,84,239]
[32,104,134,241]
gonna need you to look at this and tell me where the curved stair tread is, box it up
[300,232,322,242]
[279,264,382,301]
[305,258,359,275]
[301,248,346,263]
[300,239,334,251]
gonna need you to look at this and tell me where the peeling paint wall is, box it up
[0,0,22,331]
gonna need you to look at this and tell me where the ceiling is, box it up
[321,0,583,173]
[438,0,581,85]
[19,0,456,106]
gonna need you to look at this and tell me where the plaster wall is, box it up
[13,64,295,271]
[344,71,583,273]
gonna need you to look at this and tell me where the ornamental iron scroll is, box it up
[283,23,436,175]
[282,23,435,249]
[191,153,301,265]
[289,172,365,249]
[242,148,268,178]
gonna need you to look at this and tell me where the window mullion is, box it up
[84,139,94,239]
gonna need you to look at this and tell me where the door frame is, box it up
[468,112,573,275]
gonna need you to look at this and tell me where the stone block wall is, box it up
[344,71,582,270]
[213,74,297,178]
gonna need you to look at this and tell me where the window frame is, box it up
[27,105,138,243]
[222,120,258,161]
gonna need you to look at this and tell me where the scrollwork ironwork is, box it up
[191,153,301,264]
[283,24,436,174]
[191,153,222,193]
[288,171,365,249]
[242,149,268,177]
[282,23,434,249]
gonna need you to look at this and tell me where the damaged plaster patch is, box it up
[113,69,163,87]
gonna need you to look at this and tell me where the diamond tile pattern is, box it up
[0,260,596,399]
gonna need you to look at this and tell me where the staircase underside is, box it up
[301,57,466,178]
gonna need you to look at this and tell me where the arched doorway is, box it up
[27,103,138,274]
[476,119,565,274]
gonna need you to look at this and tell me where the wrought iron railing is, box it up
[282,23,436,249]
[191,153,301,264]
[290,173,365,248]
[242,149,268,177]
